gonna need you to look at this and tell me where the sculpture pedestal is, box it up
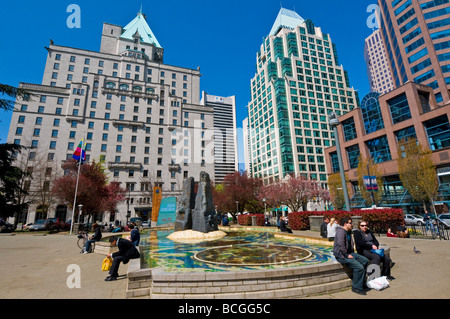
[167,230,227,243]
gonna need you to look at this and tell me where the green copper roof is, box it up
[269,8,304,36]
[121,12,162,48]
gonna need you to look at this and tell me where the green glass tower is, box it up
[247,8,360,184]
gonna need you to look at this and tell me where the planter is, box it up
[309,216,324,231]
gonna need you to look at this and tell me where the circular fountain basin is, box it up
[193,244,312,266]
[125,228,352,299]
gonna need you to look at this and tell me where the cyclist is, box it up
[83,223,102,253]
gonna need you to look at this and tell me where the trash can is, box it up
[251,216,257,226]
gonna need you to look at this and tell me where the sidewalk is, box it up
[1,230,449,299]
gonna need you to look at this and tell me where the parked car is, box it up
[22,223,33,230]
[47,218,70,231]
[28,219,48,231]
[0,219,15,233]
[129,217,142,225]
[404,214,427,226]
[437,214,450,228]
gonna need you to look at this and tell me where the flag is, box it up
[72,138,86,163]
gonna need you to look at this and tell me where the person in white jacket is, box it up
[327,217,338,241]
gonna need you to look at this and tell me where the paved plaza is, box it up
[1,230,449,299]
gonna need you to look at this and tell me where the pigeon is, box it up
[414,246,421,254]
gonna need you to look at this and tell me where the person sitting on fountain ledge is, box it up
[333,217,370,295]
[105,236,140,281]
[279,216,292,233]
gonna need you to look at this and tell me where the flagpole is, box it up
[70,157,82,235]
[70,132,86,235]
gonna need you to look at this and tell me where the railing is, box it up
[406,222,449,240]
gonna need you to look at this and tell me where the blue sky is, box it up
[0,0,377,166]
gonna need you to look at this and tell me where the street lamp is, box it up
[329,112,351,212]
[236,201,239,214]
[263,198,267,216]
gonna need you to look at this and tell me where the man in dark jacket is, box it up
[333,217,369,295]
[105,236,140,281]
[320,217,329,238]
[279,216,292,233]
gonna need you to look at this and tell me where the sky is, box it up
[0,0,377,167]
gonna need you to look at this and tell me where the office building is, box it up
[247,8,359,185]
[242,117,252,175]
[7,11,215,224]
[378,0,450,103]
[364,29,395,94]
[200,92,238,183]
[325,81,450,211]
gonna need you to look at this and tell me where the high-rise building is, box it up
[364,29,395,94]
[378,0,450,103]
[242,117,252,175]
[7,11,215,224]
[200,92,238,183]
[247,8,359,185]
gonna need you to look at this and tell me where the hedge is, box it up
[288,208,404,233]
[237,214,265,226]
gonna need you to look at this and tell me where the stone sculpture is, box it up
[174,172,218,233]
[174,177,195,231]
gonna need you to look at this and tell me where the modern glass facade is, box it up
[366,135,392,163]
[388,93,412,124]
[379,0,450,103]
[361,92,384,134]
[247,8,359,183]
[346,144,360,169]
[424,115,450,150]
[342,117,357,141]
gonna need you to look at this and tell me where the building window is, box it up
[342,117,357,141]
[388,93,412,124]
[346,144,360,169]
[424,115,450,150]
[361,92,384,134]
[366,135,392,163]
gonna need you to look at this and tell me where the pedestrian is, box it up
[396,222,409,238]
[424,210,432,231]
[127,222,140,246]
[83,223,102,254]
[105,236,140,281]
[327,217,338,241]
[386,227,397,237]
[320,216,329,238]
[333,217,369,295]
[354,220,394,280]
[279,215,292,233]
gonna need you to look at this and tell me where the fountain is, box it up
[169,172,226,241]
[123,172,353,299]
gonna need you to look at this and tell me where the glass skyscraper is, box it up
[247,8,359,184]
[378,0,450,103]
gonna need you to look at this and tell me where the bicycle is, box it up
[77,231,95,253]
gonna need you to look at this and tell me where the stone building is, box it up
[7,11,216,225]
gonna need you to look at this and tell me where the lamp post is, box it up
[263,198,267,216]
[236,201,239,214]
[329,112,351,212]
